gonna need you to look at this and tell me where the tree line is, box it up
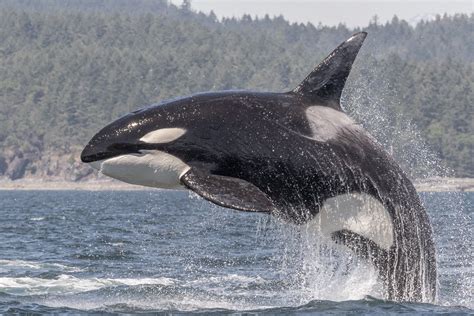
[0,1,472,178]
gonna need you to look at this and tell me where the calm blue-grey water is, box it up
[0,190,472,315]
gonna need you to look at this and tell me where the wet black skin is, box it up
[81,90,372,217]
[81,90,437,302]
[81,33,436,302]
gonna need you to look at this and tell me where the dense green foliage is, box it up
[0,1,472,177]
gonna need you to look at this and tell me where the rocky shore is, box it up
[0,148,94,182]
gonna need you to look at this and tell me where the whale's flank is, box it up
[81,32,437,302]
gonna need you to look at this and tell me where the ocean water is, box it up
[0,190,472,315]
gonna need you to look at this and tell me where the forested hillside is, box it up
[0,0,472,180]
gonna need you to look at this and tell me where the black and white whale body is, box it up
[81,32,437,302]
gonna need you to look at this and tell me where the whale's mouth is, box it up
[80,142,151,163]
[81,151,119,163]
[88,160,102,171]
[84,151,147,172]
[81,144,128,163]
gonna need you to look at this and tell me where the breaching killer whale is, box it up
[81,32,437,302]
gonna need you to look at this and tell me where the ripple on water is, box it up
[0,191,472,314]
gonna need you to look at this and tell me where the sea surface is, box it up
[0,190,472,315]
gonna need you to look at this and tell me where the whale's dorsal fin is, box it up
[181,168,275,213]
[291,32,367,111]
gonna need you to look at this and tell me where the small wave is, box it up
[189,274,265,286]
[29,217,45,221]
[74,250,136,261]
[3,296,473,315]
[0,260,81,274]
[0,275,175,296]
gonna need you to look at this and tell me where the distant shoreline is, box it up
[0,179,151,191]
[413,177,474,192]
[0,178,473,192]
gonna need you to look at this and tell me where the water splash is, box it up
[275,219,383,304]
[238,59,473,307]
[73,57,471,309]
[343,62,447,180]
[339,61,473,306]
[423,192,473,308]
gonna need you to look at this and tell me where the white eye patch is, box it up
[140,128,186,144]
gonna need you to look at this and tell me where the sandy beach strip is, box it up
[0,179,152,191]
[0,178,473,192]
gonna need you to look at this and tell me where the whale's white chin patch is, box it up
[93,150,190,189]
[313,193,394,250]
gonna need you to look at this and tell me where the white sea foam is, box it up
[266,217,384,304]
[189,274,265,286]
[0,259,82,274]
[41,295,273,313]
[4,273,273,312]
[29,217,45,221]
[0,275,175,296]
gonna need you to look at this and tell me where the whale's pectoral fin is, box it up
[180,168,275,213]
[331,229,389,274]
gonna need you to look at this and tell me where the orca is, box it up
[81,32,437,302]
